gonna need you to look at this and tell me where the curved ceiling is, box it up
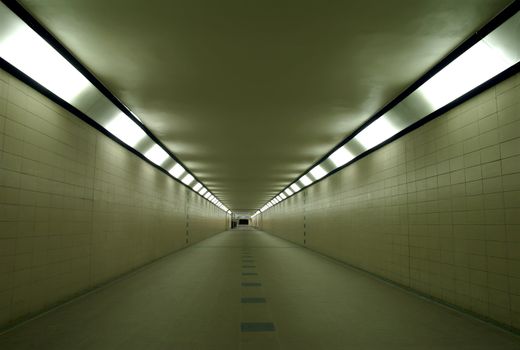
[19,0,511,211]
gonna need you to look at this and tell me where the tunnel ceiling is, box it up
[19,0,511,212]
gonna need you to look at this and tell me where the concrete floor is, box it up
[0,228,519,350]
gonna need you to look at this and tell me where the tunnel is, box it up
[0,0,520,349]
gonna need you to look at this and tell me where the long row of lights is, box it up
[0,3,232,215]
[252,6,519,220]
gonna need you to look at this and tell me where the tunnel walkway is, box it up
[0,228,518,349]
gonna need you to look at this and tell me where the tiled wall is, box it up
[0,69,227,328]
[258,73,520,331]
[187,189,230,244]
[260,194,305,245]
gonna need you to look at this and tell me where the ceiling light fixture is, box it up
[144,144,169,166]
[328,147,354,168]
[418,41,514,110]
[354,116,399,150]
[290,183,301,193]
[299,175,312,186]
[309,165,326,180]
[105,113,147,147]
[181,174,195,186]
[169,163,186,179]
[0,22,90,103]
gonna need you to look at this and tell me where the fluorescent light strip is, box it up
[354,115,399,150]
[290,183,301,193]
[260,10,520,215]
[169,163,185,179]
[0,18,90,103]
[0,4,232,215]
[299,175,312,186]
[328,147,354,167]
[181,174,194,186]
[144,144,169,166]
[105,113,146,147]
[418,40,515,110]
[310,165,326,180]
